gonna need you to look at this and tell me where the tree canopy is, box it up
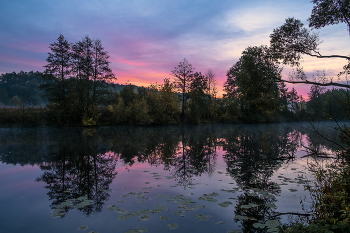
[224,46,286,122]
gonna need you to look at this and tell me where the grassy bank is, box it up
[0,107,52,127]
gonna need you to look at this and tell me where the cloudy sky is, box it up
[1,0,349,97]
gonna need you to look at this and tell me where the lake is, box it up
[0,122,343,233]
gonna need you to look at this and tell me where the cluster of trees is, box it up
[0,71,47,107]
[41,34,115,125]
[105,63,218,125]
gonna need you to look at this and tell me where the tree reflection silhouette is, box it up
[0,123,343,222]
[170,126,218,188]
[36,128,118,217]
[222,125,298,232]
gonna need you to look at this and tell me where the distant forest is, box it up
[0,70,134,108]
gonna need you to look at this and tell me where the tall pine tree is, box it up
[42,34,72,121]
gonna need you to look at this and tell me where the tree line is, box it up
[36,34,346,126]
[0,71,48,107]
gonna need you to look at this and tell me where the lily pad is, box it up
[234,215,248,220]
[195,214,211,221]
[138,215,151,221]
[51,212,65,218]
[266,204,277,208]
[218,201,233,208]
[78,225,88,231]
[241,203,259,209]
[124,228,147,233]
[160,216,170,221]
[118,214,131,220]
[253,223,265,228]
[167,224,178,230]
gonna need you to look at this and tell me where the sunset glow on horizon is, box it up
[1,0,349,98]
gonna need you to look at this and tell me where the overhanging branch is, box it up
[275,79,350,89]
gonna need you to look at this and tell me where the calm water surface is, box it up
[0,123,342,233]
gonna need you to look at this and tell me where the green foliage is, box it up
[306,88,347,120]
[8,95,23,107]
[224,46,285,122]
[41,35,116,126]
[108,80,180,126]
[0,107,50,127]
[278,222,350,233]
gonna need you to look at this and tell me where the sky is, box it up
[0,0,349,98]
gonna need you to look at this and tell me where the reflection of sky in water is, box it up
[0,123,343,233]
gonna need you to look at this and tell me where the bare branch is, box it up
[275,79,350,89]
[304,51,350,60]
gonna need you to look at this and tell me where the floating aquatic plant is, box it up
[234,215,248,220]
[195,214,211,221]
[124,228,147,233]
[138,214,151,221]
[252,220,279,233]
[217,201,233,208]
[160,216,170,221]
[118,214,132,220]
[240,203,259,209]
[78,225,88,231]
[167,224,178,230]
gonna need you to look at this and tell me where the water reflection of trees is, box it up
[221,124,299,233]
[170,126,218,187]
[0,123,343,220]
[36,128,118,217]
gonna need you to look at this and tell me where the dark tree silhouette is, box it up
[171,58,195,123]
[42,34,71,114]
[224,46,285,122]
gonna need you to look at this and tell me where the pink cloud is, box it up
[0,56,45,71]
[114,57,149,67]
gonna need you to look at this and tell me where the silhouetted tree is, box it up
[171,58,195,123]
[43,34,71,113]
[224,46,284,122]
[187,72,209,123]
[269,17,350,87]
[42,35,115,125]
[308,0,350,34]
[287,87,300,113]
